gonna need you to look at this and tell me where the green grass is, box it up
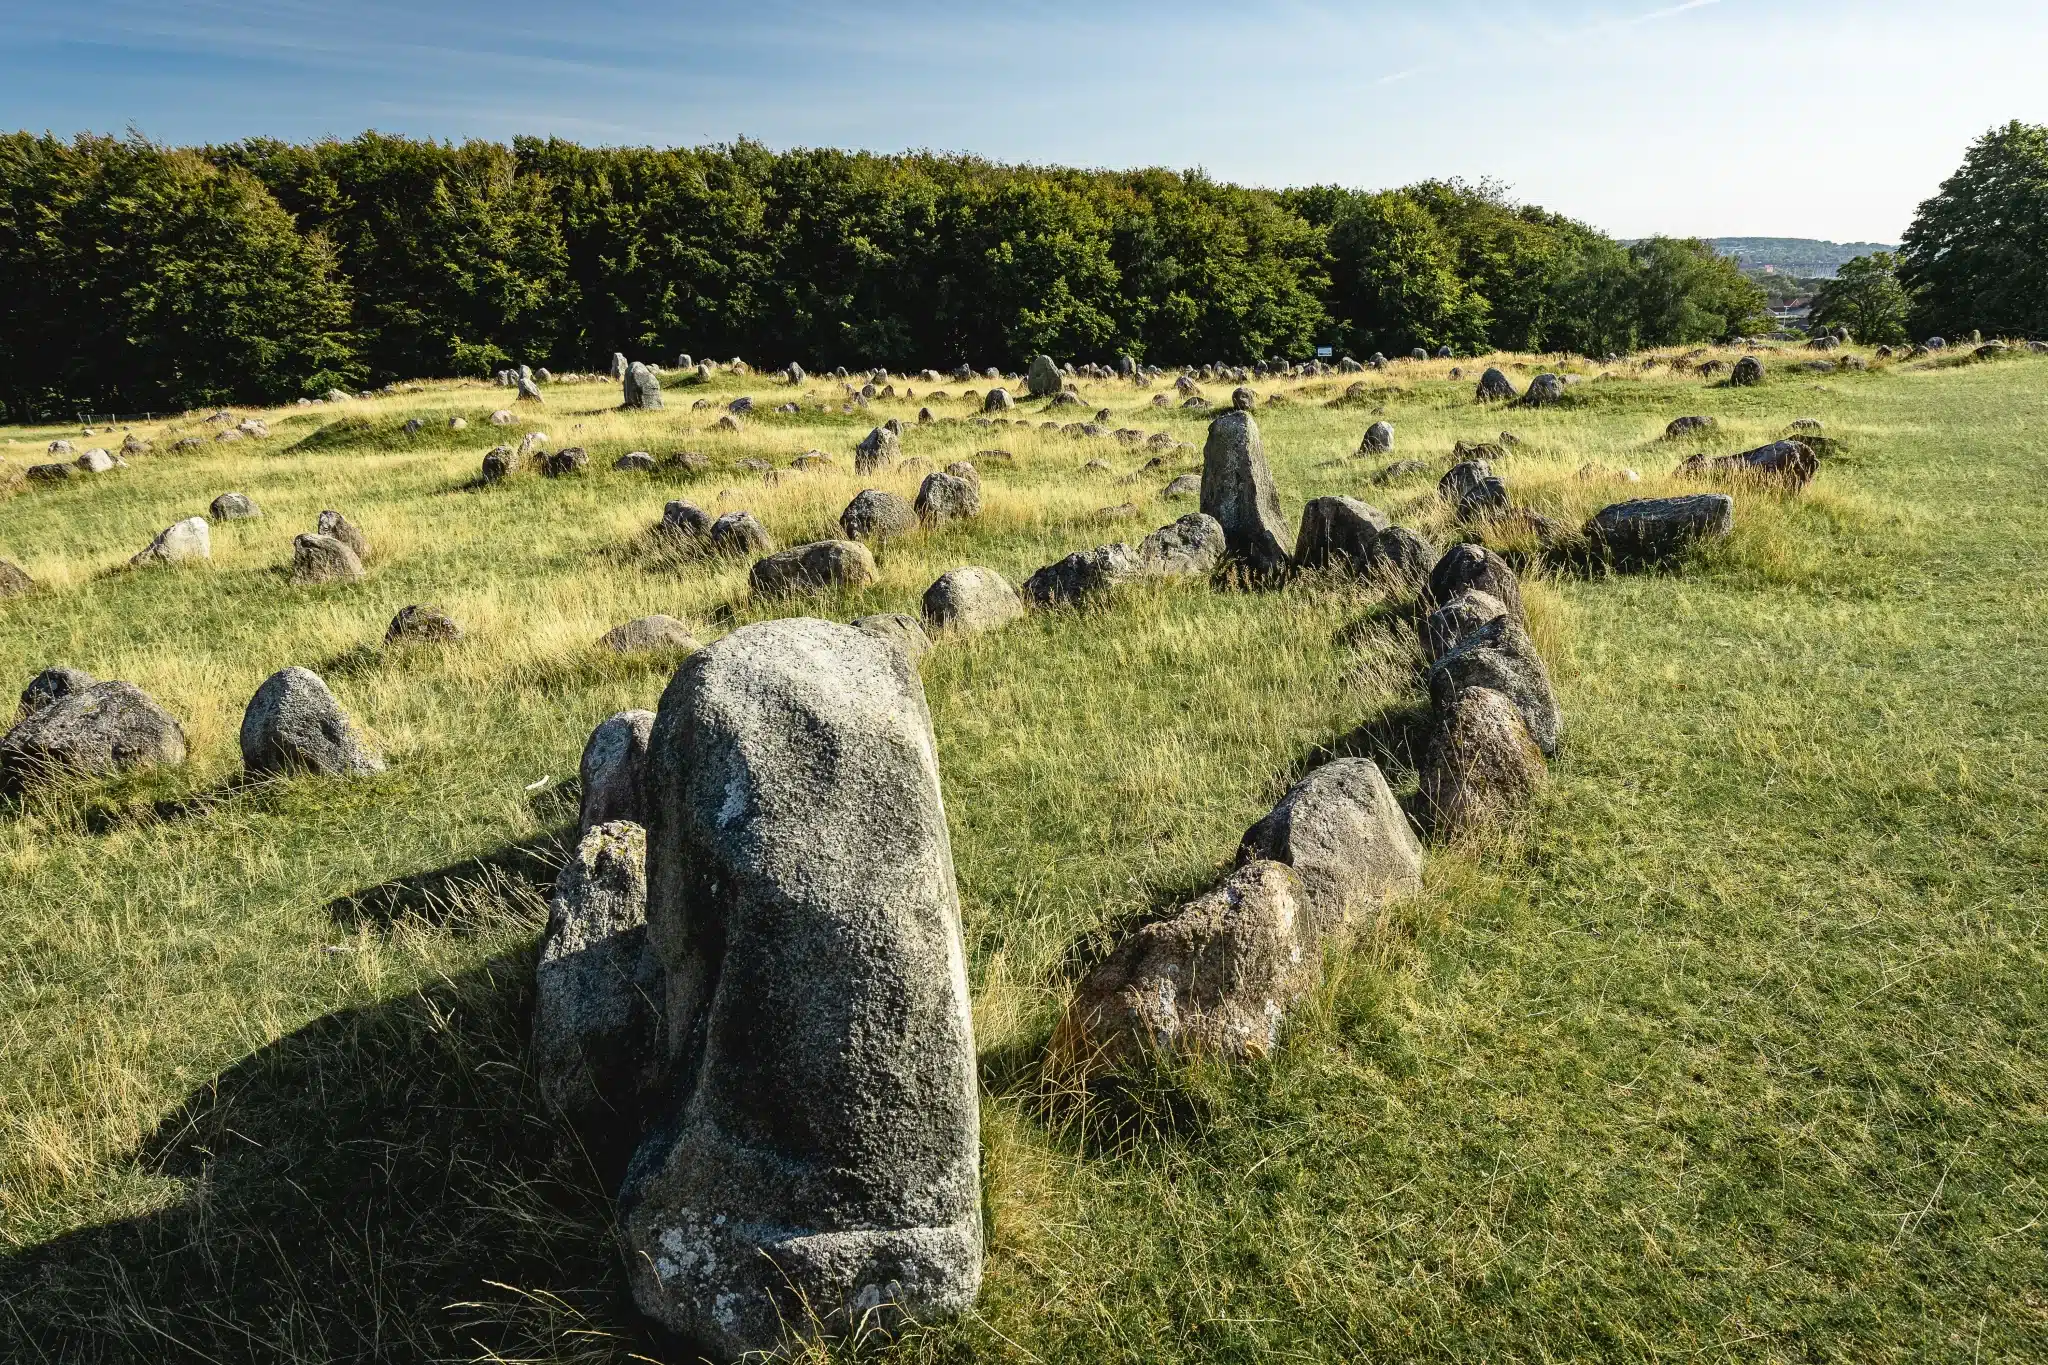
[1,348,2044,1362]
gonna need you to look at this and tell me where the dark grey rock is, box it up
[1365,526,1435,596]
[1427,614,1560,757]
[709,511,774,557]
[1678,439,1818,490]
[543,447,589,477]
[1522,373,1565,406]
[1585,494,1734,565]
[0,680,186,789]
[1027,354,1061,397]
[1293,496,1389,573]
[922,565,1023,635]
[614,451,657,472]
[1231,386,1257,410]
[1199,411,1290,575]
[385,604,463,646]
[291,534,364,584]
[1238,757,1422,936]
[26,462,74,483]
[1420,590,1510,663]
[1437,460,1496,507]
[482,447,514,480]
[840,488,918,543]
[1664,415,1715,440]
[239,666,383,777]
[982,388,1014,414]
[749,540,878,596]
[1022,543,1144,607]
[855,426,900,474]
[1475,368,1518,402]
[1730,355,1764,386]
[1370,459,1428,485]
[19,667,93,719]
[580,709,654,833]
[1419,686,1545,841]
[625,617,982,1357]
[658,500,712,544]
[1359,421,1393,453]
[208,492,259,521]
[1426,543,1523,619]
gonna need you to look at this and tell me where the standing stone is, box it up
[1427,614,1560,757]
[517,372,545,403]
[1366,526,1436,596]
[1199,411,1291,575]
[922,566,1023,635]
[0,560,34,599]
[611,352,629,381]
[748,540,878,596]
[0,680,186,789]
[1475,367,1518,402]
[624,362,664,410]
[1293,496,1389,573]
[580,709,655,833]
[290,533,365,584]
[239,666,383,777]
[1137,512,1226,578]
[1522,373,1566,406]
[839,488,918,543]
[208,492,259,521]
[1730,355,1764,387]
[915,471,981,526]
[785,362,806,385]
[130,517,210,566]
[533,819,664,1164]
[1027,354,1061,398]
[1359,421,1394,454]
[1050,861,1315,1069]
[1585,494,1734,566]
[1418,686,1545,841]
[855,426,900,474]
[624,618,982,1358]
[316,510,369,562]
[1239,758,1422,936]
[1231,386,1257,410]
[658,500,712,545]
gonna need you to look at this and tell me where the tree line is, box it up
[0,129,1849,420]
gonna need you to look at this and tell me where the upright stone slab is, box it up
[922,566,1023,635]
[1419,686,1545,841]
[839,488,917,543]
[1729,355,1764,386]
[131,517,210,566]
[626,618,982,1359]
[1427,614,1561,757]
[624,362,664,410]
[239,667,383,777]
[580,709,655,833]
[1026,354,1061,397]
[854,426,900,474]
[1199,411,1291,576]
[18,666,94,719]
[1293,496,1389,573]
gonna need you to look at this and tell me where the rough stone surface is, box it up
[1730,355,1764,387]
[1427,614,1560,757]
[1426,543,1523,620]
[839,488,918,543]
[1523,373,1566,406]
[0,680,187,789]
[922,565,1023,634]
[853,612,932,662]
[982,388,1014,414]
[1199,411,1291,575]
[239,666,383,777]
[1022,543,1144,607]
[1051,861,1315,1069]
[855,426,900,474]
[1360,420,1394,453]
[18,667,93,719]
[385,604,463,646]
[75,448,116,473]
[624,618,982,1359]
[290,533,365,585]
[1365,526,1435,596]
[1137,512,1226,578]
[533,820,664,1158]
[749,540,878,596]
[317,510,369,562]
[580,709,655,833]
[131,517,210,566]
[1437,460,1496,508]
[1679,440,1819,490]
[659,501,712,544]
[709,511,774,557]
[915,471,981,525]
[1027,354,1061,397]
[1664,415,1715,440]
[1418,686,1546,842]
[1238,759,1423,936]
[1293,496,1389,573]
[1420,589,1511,663]
[1161,473,1201,501]
[1585,494,1734,566]
[209,492,260,521]
[0,560,35,599]
[601,615,699,654]
[1475,367,1518,402]
[614,451,657,473]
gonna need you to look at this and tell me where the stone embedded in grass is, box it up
[1370,459,1428,486]
[18,666,93,719]
[982,387,1014,414]
[447,416,467,430]
[208,492,259,521]
[1418,685,1545,842]
[747,540,877,597]
[1359,420,1394,454]
[1475,367,1518,402]
[854,425,900,474]
[1437,458,1497,506]
[384,604,463,647]
[316,509,369,562]
[708,510,773,557]
[1022,543,1144,607]
[1161,473,1200,500]
[714,413,742,433]
[611,352,628,380]
[543,447,588,477]
[1137,512,1226,578]
[533,819,663,1166]
[1426,543,1523,621]
[291,533,365,584]
[916,470,982,526]
[0,559,33,600]
[1293,496,1390,574]
[47,439,72,455]
[1200,411,1292,576]
[131,517,210,567]
[75,448,116,473]
[613,451,656,473]
[1027,353,1061,398]
[1421,589,1511,663]
[1677,439,1818,491]
[1238,757,1423,936]
[1730,355,1764,386]
[239,666,384,778]
[517,372,544,403]
[1231,386,1257,410]
[0,679,187,790]
[1522,374,1565,407]
[1427,613,1560,757]
[923,565,1024,634]
[490,409,515,425]
[580,709,654,833]
[1052,860,1315,1070]
[839,488,917,543]
[1585,494,1734,567]
[1665,415,1715,440]
[852,612,931,662]
[481,447,514,480]
[600,615,698,655]
[623,361,663,410]
[624,617,982,1358]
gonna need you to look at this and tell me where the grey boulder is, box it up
[623,361,664,410]
[600,615,699,654]
[749,540,878,597]
[1420,589,1511,662]
[1293,496,1389,573]
[317,510,369,562]
[239,666,384,777]
[709,511,774,557]
[1022,543,1144,607]
[1238,759,1422,937]
[1359,420,1393,454]
[291,533,365,584]
[131,517,210,566]
[1585,494,1734,566]
[839,488,918,543]
[1419,686,1546,841]
[1475,367,1518,402]
[1522,373,1566,406]
[1427,614,1560,757]
[922,565,1023,635]
[579,709,654,833]
[1426,543,1523,620]
[1027,353,1061,397]
[1137,512,1226,578]
[1199,411,1291,575]
[0,680,186,789]
[384,604,463,646]
[1730,355,1764,386]
[209,492,260,521]
[855,426,900,474]
[915,471,981,526]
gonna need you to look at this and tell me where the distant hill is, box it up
[1703,237,1897,279]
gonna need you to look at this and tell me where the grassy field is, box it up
[0,347,2043,1363]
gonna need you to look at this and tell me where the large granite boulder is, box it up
[239,666,384,777]
[0,680,187,789]
[1137,512,1226,578]
[579,709,654,833]
[1427,614,1560,757]
[839,488,918,543]
[749,540,878,596]
[130,517,210,566]
[922,566,1023,635]
[623,361,664,410]
[532,819,664,1164]
[915,471,981,526]
[1293,496,1389,573]
[1426,543,1523,620]
[625,618,981,1358]
[1585,494,1734,566]
[1022,543,1143,607]
[1238,759,1422,937]
[1418,686,1545,841]
[1027,354,1061,398]
[1051,861,1315,1069]
[1199,411,1291,575]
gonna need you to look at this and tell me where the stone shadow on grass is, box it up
[0,952,645,1365]
[326,834,568,933]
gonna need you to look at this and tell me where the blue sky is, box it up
[4,0,2043,242]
